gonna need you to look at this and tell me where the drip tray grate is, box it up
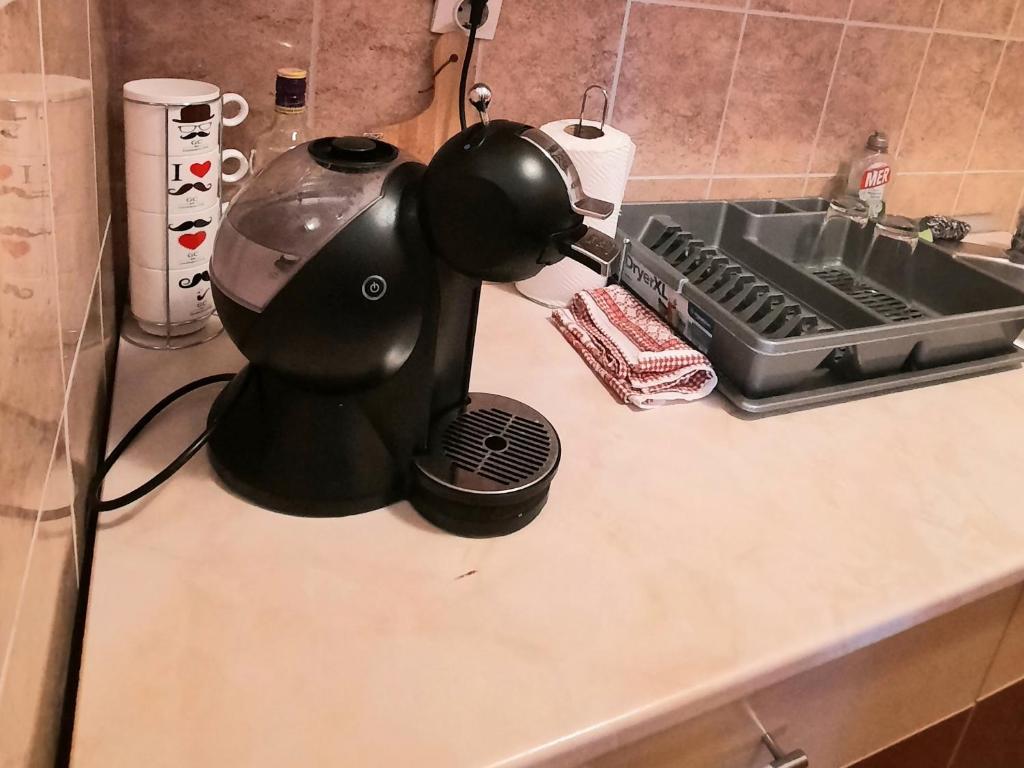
[811,267,925,322]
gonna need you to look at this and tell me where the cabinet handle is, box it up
[760,731,809,768]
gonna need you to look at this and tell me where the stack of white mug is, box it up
[124,78,249,337]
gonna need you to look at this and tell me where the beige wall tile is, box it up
[716,17,842,175]
[624,178,709,202]
[970,43,1024,172]
[851,0,941,26]
[982,586,1024,697]
[811,27,928,175]
[709,176,806,199]
[0,434,78,768]
[750,0,848,17]
[0,0,67,680]
[41,0,90,78]
[315,0,433,135]
[98,234,116,379]
[805,173,845,198]
[886,173,962,218]
[88,0,111,233]
[938,0,1018,34]
[955,173,1024,230]
[897,35,1002,172]
[478,0,626,129]
[66,271,106,566]
[108,0,312,158]
[751,585,1021,768]
[1015,5,1024,36]
[614,5,742,176]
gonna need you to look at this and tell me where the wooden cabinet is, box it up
[587,585,1022,768]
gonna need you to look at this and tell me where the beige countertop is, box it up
[72,280,1024,767]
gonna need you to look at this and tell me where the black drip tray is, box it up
[412,393,561,537]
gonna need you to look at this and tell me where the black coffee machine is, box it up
[207,85,619,536]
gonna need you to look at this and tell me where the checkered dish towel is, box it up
[552,285,717,409]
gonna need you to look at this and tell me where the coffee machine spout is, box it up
[558,227,621,277]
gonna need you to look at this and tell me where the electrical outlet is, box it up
[431,0,503,40]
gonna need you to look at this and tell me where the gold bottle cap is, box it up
[277,67,307,80]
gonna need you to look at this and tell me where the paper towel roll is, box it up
[515,118,636,307]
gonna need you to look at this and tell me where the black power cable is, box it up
[458,0,489,130]
[88,372,240,512]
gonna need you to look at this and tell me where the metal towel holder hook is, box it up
[564,84,609,140]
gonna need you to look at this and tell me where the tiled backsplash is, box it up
[0,0,113,760]
[102,0,1024,233]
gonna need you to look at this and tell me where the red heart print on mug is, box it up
[0,165,12,181]
[2,238,31,258]
[190,161,212,178]
[178,232,207,250]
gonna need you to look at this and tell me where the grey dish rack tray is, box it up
[616,198,1024,413]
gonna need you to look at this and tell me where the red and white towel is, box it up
[552,285,717,408]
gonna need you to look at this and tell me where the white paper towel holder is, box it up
[565,84,609,140]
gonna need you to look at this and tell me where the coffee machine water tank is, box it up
[212,136,430,390]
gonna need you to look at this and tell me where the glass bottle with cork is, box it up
[847,131,894,220]
[251,68,310,175]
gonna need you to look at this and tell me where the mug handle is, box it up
[222,148,250,183]
[222,93,249,127]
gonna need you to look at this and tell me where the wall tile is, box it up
[709,176,806,199]
[886,173,961,217]
[0,433,77,768]
[478,0,625,129]
[109,0,312,160]
[897,35,1002,172]
[970,43,1024,172]
[955,173,1024,230]
[615,6,741,176]
[98,233,116,380]
[810,27,928,175]
[938,0,1018,35]
[89,0,112,233]
[624,178,710,202]
[715,17,842,175]
[847,709,971,768]
[950,679,1024,768]
[850,0,941,26]
[1014,6,1024,36]
[66,271,106,567]
[805,173,845,198]
[315,0,435,136]
[749,0,849,18]
[0,0,65,693]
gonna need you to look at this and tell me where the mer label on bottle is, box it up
[858,162,891,218]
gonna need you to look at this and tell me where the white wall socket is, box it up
[431,0,503,41]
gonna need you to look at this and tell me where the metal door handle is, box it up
[760,731,809,768]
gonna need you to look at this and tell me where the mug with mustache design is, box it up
[128,203,220,269]
[177,270,210,289]
[168,182,212,195]
[168,218,212,232]
[130,262,215,330]
[124,79,248,156]
[125,147,248,214]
